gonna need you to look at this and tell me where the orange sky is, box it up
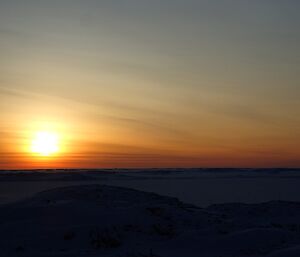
[0,1,299,169]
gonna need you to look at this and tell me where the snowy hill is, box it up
[0,184,300,256]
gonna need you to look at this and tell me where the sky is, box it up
[0,0,299,169]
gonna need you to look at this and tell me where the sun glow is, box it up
[31,131,59,156]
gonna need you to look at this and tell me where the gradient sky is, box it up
[0,0,299,169]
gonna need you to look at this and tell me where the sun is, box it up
[31,131,59,156]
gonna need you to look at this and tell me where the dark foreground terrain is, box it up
[1,184,300,257]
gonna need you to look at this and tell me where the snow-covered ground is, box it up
[0,168,300,206]
[0,184,300,256]
[0,169,300,256]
